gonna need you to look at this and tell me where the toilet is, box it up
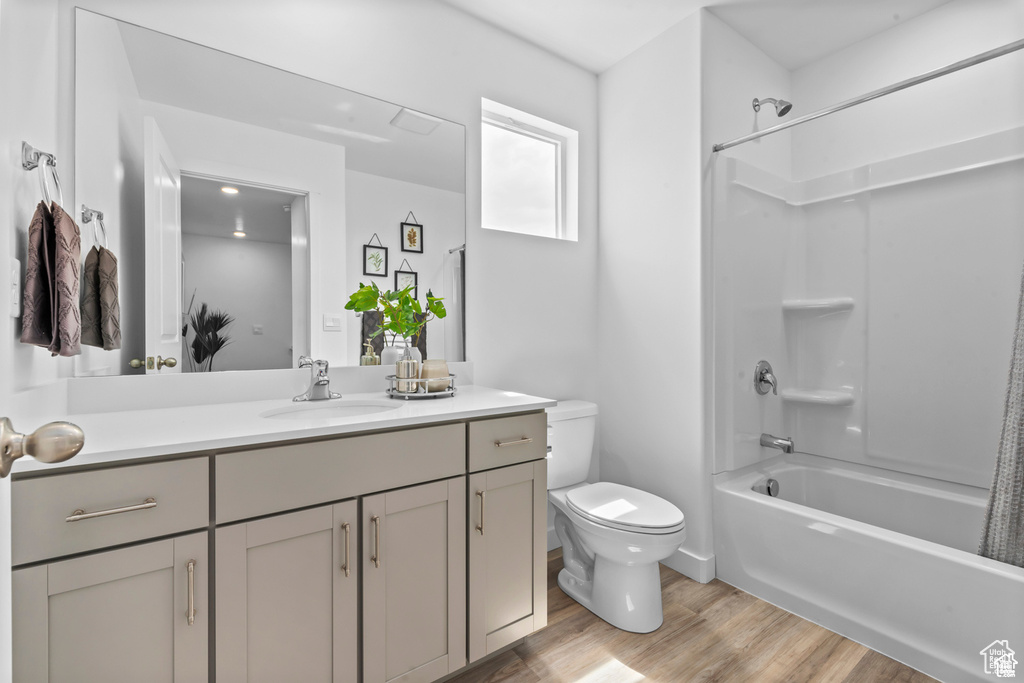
[547,400,686,633]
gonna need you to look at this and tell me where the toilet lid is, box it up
[566,482,685,534]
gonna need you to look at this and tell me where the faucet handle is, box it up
[298,356,313,368]
[754,360,778,396]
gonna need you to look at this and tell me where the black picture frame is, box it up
[400,222,424,253]
[395,269,418,299]
[363,244,388,277]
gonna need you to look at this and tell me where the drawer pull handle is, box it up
[476,490,486,535]
[341,522,351,577]
[186,559,196,626]
[370,515,381,569]
[66,497,156,522]
[495,436,532,448]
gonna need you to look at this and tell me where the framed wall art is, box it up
[395,259,418,299]
[363,234,388,277]
[400,211,423,254]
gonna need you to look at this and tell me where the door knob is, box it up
[0,417,85,478]
[129,357,154,370]
[157,356,177,370]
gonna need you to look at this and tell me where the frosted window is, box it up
[482,121,559,238]
[480,98,578,241]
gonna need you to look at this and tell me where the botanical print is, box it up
[400,222,423,253]
[363,244,388,277]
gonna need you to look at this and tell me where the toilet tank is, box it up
[545,400,598,490]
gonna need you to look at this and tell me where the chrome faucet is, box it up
[754,360,778,396]
[760,433,794,453]
[294,356,342,402]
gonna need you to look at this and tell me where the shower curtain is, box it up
[980,260,1024,568]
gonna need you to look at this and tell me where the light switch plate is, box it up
[322,314,342,331]
[9,257,21,318]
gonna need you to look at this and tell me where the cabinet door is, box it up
[13,531,208,683]
[363,478,466,683]
[216,501,358,683]
[468,459,547,662]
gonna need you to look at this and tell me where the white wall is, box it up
[53,0,599,404]
[182,233,292,371]
[598,13,712,582]
[344,170,464,363]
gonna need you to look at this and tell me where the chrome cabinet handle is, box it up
[494,436,532,448]
[340,522,351,577]
[186,559,196,626]
[370,515,381,569]
[476,490,486,535]
[66,497,156,522]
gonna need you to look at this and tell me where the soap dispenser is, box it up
[360,340,380,366]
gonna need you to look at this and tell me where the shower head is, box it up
[752,97,793,117]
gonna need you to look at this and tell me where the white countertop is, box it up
[14,385,555,476]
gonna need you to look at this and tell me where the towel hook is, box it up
[81,205,108,248]
[21,141,63,207]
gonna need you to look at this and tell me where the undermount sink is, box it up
[261,400,400,421]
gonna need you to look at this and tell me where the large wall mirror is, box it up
[74,9,466,377]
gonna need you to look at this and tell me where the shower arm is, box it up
[713,36,1024,153]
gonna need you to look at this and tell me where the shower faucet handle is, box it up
[755,360,778,396]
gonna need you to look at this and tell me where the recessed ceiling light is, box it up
[390,107,443,135]
[233,231,246,238]
[221,187,239,195]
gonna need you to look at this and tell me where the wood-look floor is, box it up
[450,549,936,683]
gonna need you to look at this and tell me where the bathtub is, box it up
[713,452,1024,682]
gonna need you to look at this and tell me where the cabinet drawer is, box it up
[217,423,465,523]
[12,458,209,566]
[468,412,546,472]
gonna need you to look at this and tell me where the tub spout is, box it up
[760,433,794,453]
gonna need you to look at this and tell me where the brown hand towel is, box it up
[80,247,102,348]
[97,247,121,350]
[81,245,121,351]
[19,201,54,347]
[48,202,81,357]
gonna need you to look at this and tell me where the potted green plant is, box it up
[345,282,446,366]
[182,295,235,373]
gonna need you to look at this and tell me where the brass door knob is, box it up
[157,356,177,370]
[129,358,146,369]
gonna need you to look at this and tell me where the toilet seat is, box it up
[566,482,685,534]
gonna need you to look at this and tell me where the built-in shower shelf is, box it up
[782,297,855,314]
[779,388,855,406]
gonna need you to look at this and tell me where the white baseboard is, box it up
[662,547,716,583]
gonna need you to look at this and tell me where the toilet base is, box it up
[557,557,665,634]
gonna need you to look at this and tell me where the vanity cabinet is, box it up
[13,531,209,683]
[363,478,466,683]
[216,501,359,683]
[10,407,549,683]
[466,412,548,662]
[467,459,548,663]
